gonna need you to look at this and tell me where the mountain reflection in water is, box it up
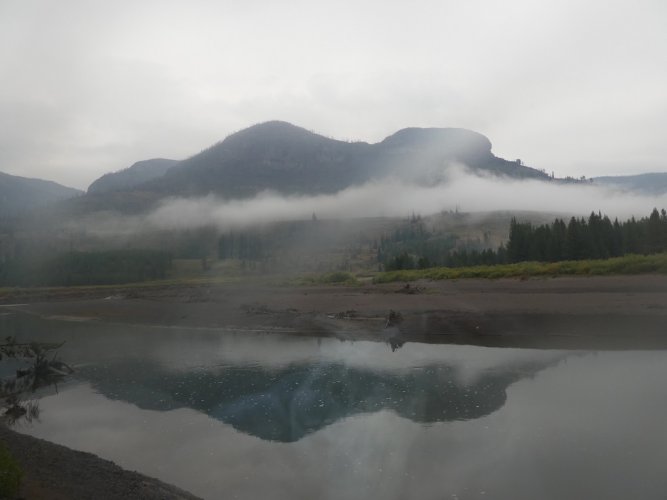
[2,312,565,442]
[79,357,558,442]
[8,314,667,500]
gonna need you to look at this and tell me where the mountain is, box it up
[374,126,544,181]
[87,158,178,194]
[592,173,667,195]
[0,171,82,215]
[148,121,374,197]
[73,121,549,214]
[146,121,548,198]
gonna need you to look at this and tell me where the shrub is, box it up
[320,271,358,284]
[0,442,22,498]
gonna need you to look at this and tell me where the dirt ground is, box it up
[4,274,667,349]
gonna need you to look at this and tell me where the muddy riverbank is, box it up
[3,275,667,349]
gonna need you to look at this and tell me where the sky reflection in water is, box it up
[6,313,667,500]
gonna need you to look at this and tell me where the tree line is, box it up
[381,208,667,270]
[506,208,667,263]
[377,214,459,271]
[218,232,266,261]
[0,249,171,286]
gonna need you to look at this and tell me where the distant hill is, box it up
[0,171,82,215]
[147,121,373,197]
[80,122,549,209]
[87,158,178,194]
[592,173,667,195]
[147,121,548,198]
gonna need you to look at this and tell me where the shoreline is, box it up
[4,274,667,350]
[0,425,202,500]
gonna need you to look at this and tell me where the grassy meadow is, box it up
[373,252,667,283]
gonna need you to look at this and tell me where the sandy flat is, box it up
[6,274,667,349]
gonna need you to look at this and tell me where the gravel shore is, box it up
[0,425,202,500]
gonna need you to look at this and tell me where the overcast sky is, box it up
[1,0,666,190]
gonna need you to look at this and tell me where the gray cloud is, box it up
[1,0,666,189]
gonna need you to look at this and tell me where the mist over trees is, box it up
[1,206,666,286]
[377,214,459,271]
[0,249,171,287]
[381,209,667,270]
[215,219,377,273]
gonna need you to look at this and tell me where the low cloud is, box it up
[68,169,665,240]
[142,169,664,232]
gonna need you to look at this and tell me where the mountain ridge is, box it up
[0,171,82,215]
[592,173,667,195]
[87,158,178,194]
[82,121,549,209]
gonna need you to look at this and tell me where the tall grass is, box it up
[373,252,667,283]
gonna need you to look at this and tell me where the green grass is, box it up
[0,442,22,498]
[290,271,360,286]
[373,253,667,283]
[2,253,665,298]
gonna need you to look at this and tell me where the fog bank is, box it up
[144,169,665,231]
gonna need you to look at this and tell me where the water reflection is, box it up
[79,357,557,442]
[1,311,565,441]
[0,335,73,425]
[6,312,667,500]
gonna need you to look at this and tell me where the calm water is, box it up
[3,311,667,499]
